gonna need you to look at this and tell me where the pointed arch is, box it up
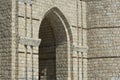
[39,7,73,43]
[39,7,73,80]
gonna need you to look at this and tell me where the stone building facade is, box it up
[0,0,120,80]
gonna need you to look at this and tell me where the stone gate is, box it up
[0,0,120,80]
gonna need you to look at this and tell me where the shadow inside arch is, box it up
[38,7,73,80]
[42,7,73,43]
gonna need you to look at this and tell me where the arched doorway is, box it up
[39,7,72,80]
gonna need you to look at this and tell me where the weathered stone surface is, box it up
[0,0,12,80]
[1,0,120,80]
[87,0,120,80]
[19,37,41,47]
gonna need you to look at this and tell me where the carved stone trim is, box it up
[19,36,41,47]
[73,45,88,53]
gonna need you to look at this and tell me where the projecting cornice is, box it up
[81,0,102,2]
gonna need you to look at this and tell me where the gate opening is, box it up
[39,7,72,80]
[39,18,56,80]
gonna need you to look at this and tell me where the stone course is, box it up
[87,0,120,80]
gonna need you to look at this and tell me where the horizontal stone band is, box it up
[19,36,41,47]
[73,45,88,53]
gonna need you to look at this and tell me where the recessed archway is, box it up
[39,7,72,80]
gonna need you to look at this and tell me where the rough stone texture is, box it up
[0,0,12,80]
[14,0,76,80]
[87,0,120,80]
[87,58,120,80]
[1,0,120,80]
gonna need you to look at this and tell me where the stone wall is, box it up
[2,0,120,80]
[0,0,12,80]
[15,0,87,80]
[87,0,120,80]
[14,0,78,80]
